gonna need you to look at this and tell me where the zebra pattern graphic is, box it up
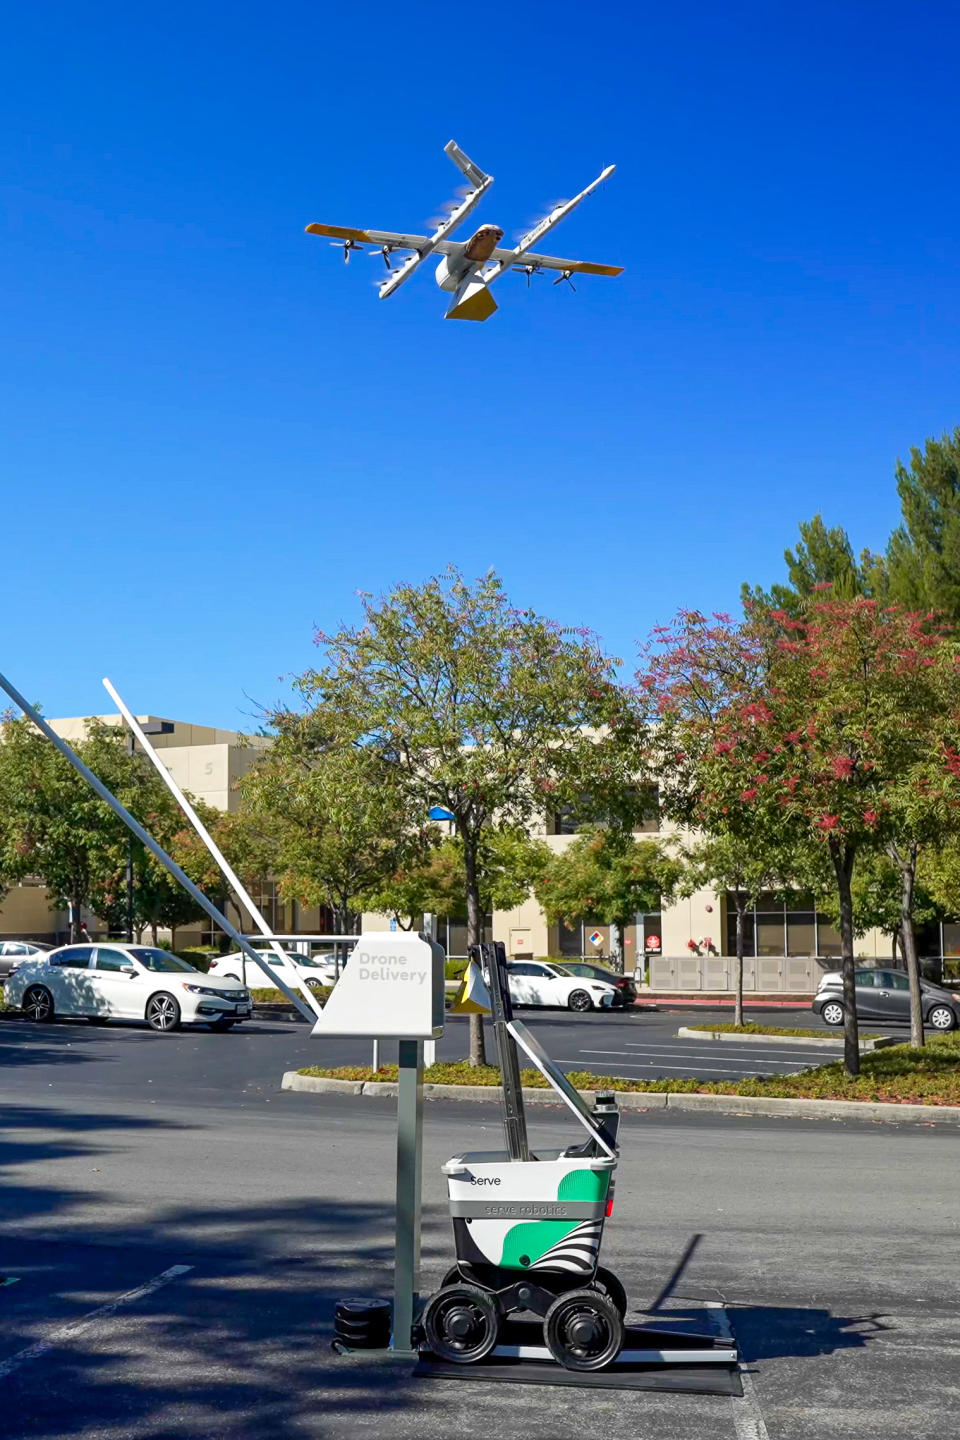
[530,1219,603,1274]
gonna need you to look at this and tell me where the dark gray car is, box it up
[812,967,960,1031]
[0,939,53,979]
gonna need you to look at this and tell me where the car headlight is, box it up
[182,984,227,997]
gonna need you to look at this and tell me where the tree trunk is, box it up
[830,839,860,1077]
[463,836,487,1067]
[611,922,624,974]
[150,920,158,945]
[71,891,82,943]
[734,895,746,1029]
[893,843,925,1049]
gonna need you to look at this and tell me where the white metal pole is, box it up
[102,677,321,1018]
[0,668,317,1024]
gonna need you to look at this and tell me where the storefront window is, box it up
[725,895,841,958]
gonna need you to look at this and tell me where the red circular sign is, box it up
[646,935,661,951]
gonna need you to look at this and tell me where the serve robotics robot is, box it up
[417,941,630,1373]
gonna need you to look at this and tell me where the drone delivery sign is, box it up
[311,932,445,1040]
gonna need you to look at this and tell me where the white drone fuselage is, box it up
[434,224,505,321]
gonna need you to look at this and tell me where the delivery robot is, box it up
[417,941,629,1373]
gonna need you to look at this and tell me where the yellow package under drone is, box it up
[451,959,491,1015]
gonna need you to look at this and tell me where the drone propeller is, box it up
[517,263,543,289]
[330,238,364,264]
[553,269,576,291]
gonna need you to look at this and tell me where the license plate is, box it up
[236,1005,251,1016]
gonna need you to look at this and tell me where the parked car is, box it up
[0,939,53,980]
[3,943,251,1032]
[208,948,342,989]
[557,961,638,1006]
[506,960,621,1012]
[812,967,960,1031]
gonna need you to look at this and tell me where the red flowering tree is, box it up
[641,600,960,1074]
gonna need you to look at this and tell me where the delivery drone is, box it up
[305,140,622,322]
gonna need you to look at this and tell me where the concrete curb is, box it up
[280,1070,960,1124]
[676,1026,898,1052]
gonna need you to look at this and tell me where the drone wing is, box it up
[490,248,622,278]
[306,141,494,299]
[305,223,430,250]
[482,164,618,285]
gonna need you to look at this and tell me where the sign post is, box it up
[310,930,445,1352]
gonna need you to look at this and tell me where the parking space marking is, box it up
[0,1264,193,1379]
[560,1057,802,1077]
[577,1050,809,1073]
[583,1046,811,1065]
[706,1303,770,1440]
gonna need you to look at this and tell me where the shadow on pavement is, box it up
[729,1303,891,1361]
[0,1101,420,1439]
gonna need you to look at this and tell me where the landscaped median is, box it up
[282,1032,960,1125]
[676,1023,896,1051]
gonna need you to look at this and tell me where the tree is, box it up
[367,829,551,932]
[0,714,224,944]
[0,716,143,937]
[639,602,960,1075]
[887,428,960,620]
[742,514,886,617]
[536,829,681,972]
[234,715,433,935]
[285,568,636,1064]
[681,833,791,1027]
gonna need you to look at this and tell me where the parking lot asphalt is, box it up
[0,1003,871,1110]
[0,1079,958,1440]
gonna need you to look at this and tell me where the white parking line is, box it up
[624,1048,834,1059]
[577,1049,807,1071]
[0,1264,193,1378]
[705,1303,770,1440]
[560,1057,797,1077]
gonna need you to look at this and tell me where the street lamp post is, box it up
[125,720,174,941]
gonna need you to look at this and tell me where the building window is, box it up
[435,914,492,958]
[724,893,838,958]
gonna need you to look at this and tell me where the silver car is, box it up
[0,939,53,980]
[812,967,960,1031]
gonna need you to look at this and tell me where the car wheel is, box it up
[208,1018,236,1032]
[23,985,54,1023]
[145,992,181,1032]
[820,1000,845,1027]
[928,1004,957,1031]
[568,989,593,1013]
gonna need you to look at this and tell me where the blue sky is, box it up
[3,2,958,729]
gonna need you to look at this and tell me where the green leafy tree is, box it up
[367,829,551,931]
[887,428,960,619]
[742,514,886,617]
[235,714,434,935]
[284,568,637,1064]
[0,714,223,943]
[536,830,681,973]
[640,601,960,1074]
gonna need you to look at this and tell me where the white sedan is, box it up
[3,943,252,1032]
[207,948,343,989]
[506,960,621,1012]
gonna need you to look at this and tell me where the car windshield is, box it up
[129,948,198,973]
